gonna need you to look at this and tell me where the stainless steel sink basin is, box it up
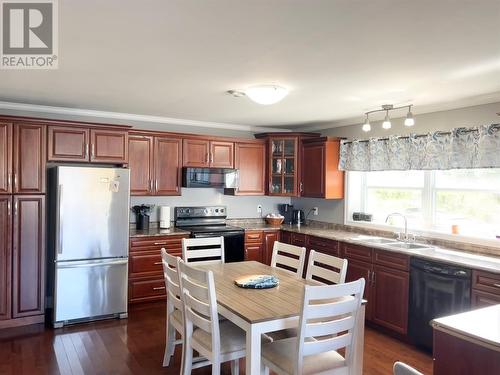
[386,242,432,250]
[350,236,398,244]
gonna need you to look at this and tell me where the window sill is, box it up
[345,220,500,249]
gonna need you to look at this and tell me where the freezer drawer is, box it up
[54,258,128,325]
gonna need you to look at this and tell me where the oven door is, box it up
[192,231,244,263]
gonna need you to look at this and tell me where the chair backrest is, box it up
[271,241,306,277]
[177,259,220,357]
[182,237,225,265]
[161,249,183,316]
[305,250,348,285]
[295,278,365,373]
[393,362,424,375]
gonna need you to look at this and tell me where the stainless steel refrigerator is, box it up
[51,166,130,328]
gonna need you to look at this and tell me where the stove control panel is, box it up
[175,206,226,219]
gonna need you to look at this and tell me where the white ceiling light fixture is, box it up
[362,103,415,132]
[228,85,289,105]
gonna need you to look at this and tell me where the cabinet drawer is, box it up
[245,230,263,244]
[129,253,164,276]
[472,270,500,295]
[471,289,500,308]
[373,249,409,271]
[130,235,185,252]
[129,278,166,303]
[342,242,372,263]
[291,233,306,247]
[307,235,339,256]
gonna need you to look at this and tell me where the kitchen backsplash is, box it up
[129,188,291,222]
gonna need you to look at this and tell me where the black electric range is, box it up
[174,206,244,262]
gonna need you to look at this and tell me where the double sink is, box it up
[349,235,433,251]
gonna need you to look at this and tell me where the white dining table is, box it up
[197,261,366,375]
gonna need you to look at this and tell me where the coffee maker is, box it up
[278,204,294,225]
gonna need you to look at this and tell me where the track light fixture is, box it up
[362,104,415,132]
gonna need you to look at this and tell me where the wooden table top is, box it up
[197,261,317,324]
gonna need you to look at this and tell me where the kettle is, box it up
[292,209,305,225]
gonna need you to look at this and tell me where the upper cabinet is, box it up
[47,125,128,164]
[225,142,266,196]
[255,132,320,197]
[13,123,46,194]
[301,137,344,199]
[183,139,234,168]
[0,123,12,194]
[129,133,182,196]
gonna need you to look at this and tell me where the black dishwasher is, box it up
[408,257,471,352]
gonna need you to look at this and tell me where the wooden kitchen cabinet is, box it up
[12,195,45,318]
[0,196,12,320]
[345,258,374,320]
[47,126,89,162]
[128,133,182,196]
[90,129,128,163]
[301,137,344,199]
[244,230,280,265]
[471,270,500,308]
[183,139,234,168]
[0,123,12,194]
[225,142,265,195]
[263,231,280,265]
[128,135,154,195]
[13,123,46,194]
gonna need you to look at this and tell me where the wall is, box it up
[292,101,500,225]
[130,189,290,222]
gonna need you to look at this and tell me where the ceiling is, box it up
[1,0,500,129]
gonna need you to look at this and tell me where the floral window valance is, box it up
[339,124,500,171]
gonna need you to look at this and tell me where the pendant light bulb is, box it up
[362,115,371,132]
[404,106,415,127]
[382,110,391,129]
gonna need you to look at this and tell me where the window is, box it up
[346,169,500,241]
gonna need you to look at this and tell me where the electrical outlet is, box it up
[313,207,319,216]
[257,204,263,214]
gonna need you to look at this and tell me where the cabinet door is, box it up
[90,129,128,163]
[372,265,409,334]
[345,259,373,320]
[280,230,291,244]
[269,138,298,196]
[263,231,279,266]
[12,195,45,318]
[154,137,182,195]
[301,142,325,197]
[128,135,154,195]
[13,123,46,194]
[0,196,12,320]
[234,143,265,195]
[183,139,210,167]
[47,126,89,162]
[244,244,263,263]
[210,141,234,168]
[471,289,500,308]
[0,122,12,194]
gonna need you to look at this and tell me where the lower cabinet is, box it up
[471,270,500,308]
[345,258,374,320]
[128,234,188,303]
[244,229,280,265]
[263,231,280,265]
[0,195,45,328]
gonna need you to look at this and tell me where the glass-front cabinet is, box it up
[270,137,298,195]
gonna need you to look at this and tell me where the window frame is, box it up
[345,170,500,248]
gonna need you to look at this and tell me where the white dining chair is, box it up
[270,241,306,277]
[261,278,366,375]
[161,250,208,369]
[182,237,225,265]
[178,258,249,375]
[305,250,348,285]
[393,361,424,375]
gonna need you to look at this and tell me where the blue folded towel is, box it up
[234,274,279,289]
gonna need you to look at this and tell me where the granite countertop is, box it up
[129,227,190,238]
[432,305,500,352]
[235,222,283,231]
[279,226,500,274]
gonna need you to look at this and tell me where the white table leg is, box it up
[246,325,263,375]
[352,304,366,375]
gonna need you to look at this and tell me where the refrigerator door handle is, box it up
[57,259,128,269]
[56,184,64,254]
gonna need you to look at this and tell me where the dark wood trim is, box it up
[0,314,44,329]
[0,122,12,194]
[0,196,12,321]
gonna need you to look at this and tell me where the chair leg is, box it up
[230,359,240,375]
[162,317,176,367]
[182,344,193,375]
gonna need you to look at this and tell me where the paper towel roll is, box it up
[159,206,171,229]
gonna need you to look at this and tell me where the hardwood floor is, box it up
[0,302,432,375]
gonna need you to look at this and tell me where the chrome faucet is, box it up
[385,212,410,242]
